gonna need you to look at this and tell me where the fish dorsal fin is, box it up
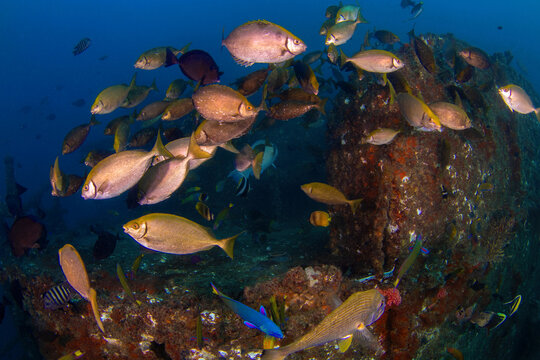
[244,19,292,38]
[327,292,343,310]
[231,55,254,67]
[259,305,268,317]
[128,73,137,90]
[250,19,273,26]
[338,335,353,352]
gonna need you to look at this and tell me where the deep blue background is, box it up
[1,0,536,214]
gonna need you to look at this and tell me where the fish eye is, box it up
[293,39,300,45]
[83,185,88,191]
[246,105,253,111]
[132,223,139,230]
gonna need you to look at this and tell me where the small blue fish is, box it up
[211,283,283,338]
[355,266,395,283]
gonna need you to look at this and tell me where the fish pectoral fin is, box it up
[338,335,353,352]
[243,321,259,330]
[97,180,110,195]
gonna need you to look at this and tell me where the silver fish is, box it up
[223,20,306,66]
[498,84,540,120]
[81,133,172,200]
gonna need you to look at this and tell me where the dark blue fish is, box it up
[211,283,283,338]
[73,38,91,56]
[91,226,118,260]
[43,284,75,309]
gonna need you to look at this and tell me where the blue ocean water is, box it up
[1,1,539,359]
[0,0,537,216]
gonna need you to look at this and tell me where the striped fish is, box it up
[235,176,250,197]
[73,38,91,56]
[261,289,385,359]
[43,284,74,309]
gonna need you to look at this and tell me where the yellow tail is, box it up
[339,49,348,69]
[348,198,363,215]
[89,288,105,333]
[188,127,213,159]
[535,108,540,121]
[151,130,174,159]
[219,231,245,259]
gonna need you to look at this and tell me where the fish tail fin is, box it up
[387,78,396,105]
[219,231,244,259]
[151,130,174,159]
[348,198,363,215]
[339,49,348,69]
[89,114,100,126]
[210,282,221,296]
[128,73,137,90]
[165,48,179,67]
[150,78,158,92]
[188,128,213,159]
[252,152,264,180]
[219,141,239,154]
[318,98,328,116]
[260,349,287,360]
[535,108,540,121]
[179,42,191,54]
[89,288,105,333]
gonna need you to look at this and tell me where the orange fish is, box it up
[309,211,331,227]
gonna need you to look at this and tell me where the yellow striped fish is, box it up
[261,289,385,359]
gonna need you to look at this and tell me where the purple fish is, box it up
[166,49,222,85]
